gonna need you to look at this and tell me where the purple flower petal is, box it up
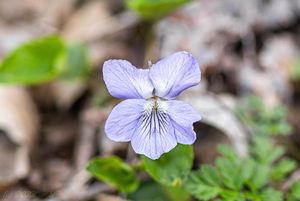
[166,100,201,144]
[105,99,146,142]
[103,60,154,99]
[131,101,177,159]
[149,51,201,99]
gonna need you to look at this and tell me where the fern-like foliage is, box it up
[184,137,297,201]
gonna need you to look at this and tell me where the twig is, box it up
[282,168,300,190]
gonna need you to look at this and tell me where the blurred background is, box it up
[0,0,300,200]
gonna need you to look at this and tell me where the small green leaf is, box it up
[199,165,220,187]
[142,144,193,186]
[217,145,239,162]
[192,183,220,201]
[249,164,270,190]
[260,188,283,201]
[292,57,300,81]
[219,190,245,201]
[86,156,139,193]
[184,166,222,200]
[0,36,65,85]
[235,95,291,136]
[241,158,255,182]
[185,173,220,201]
[271,158,296,181]
[290,180,300,199]
[251,136,284,164]
[216,158,243,190]
[60,43,90,80]
[126,0,190,20]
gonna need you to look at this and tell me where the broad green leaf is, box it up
[290,180,300,199]
[271,158,296,181]
[0,36,65,85]
[128,181,169,201]
[216,158,243,190]
[142,144,193,187]
[86,156,139,193]
[260,188,283,201]
[129,180,190,201]
[162,185,191,201]
[126,0,190,20]
[60,43,90,80]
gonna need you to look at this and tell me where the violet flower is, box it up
[103,51,201,160]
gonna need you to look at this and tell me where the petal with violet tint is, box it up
[166,100,201,144]
[131,104,177,160]
[105,99,146,142]
[149,51,200,99]
[103,60,153,99]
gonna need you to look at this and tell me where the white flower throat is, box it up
[141,96,169,134]
[144,96,168,115]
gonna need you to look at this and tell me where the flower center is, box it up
[144,96,168,115]
[140,96,170,136]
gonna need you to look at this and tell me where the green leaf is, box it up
[216,158,243,190]
[271,158,296,181]
[86,156,139,193]
[199,165,220,187]
[251,136,284,164]
[292,57,300,81]
[0,36,65,85]
[235,95,291,136]
[219,190,245,201]
[162,185,191,201]
[217,145,239,162]
[142,144,193,187]
[249,164,270,190]
[129,180,190,201]
[128,181,170,201]
[241,158,255,182]
[126,0,190,20]
[191,183,220,201]
[275,122,293,135]
[290,180,300,199]
[185,172,220,201]
[260,188,283,201]
[60,43,90,80]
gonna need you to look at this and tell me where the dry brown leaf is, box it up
[50,80,87,110]
[260,34,299,80]
[1,187,38,201]
[62,1,110,42]
[180,92,249,156]
[0,86,39,189]
[237,62,292,106]
[97,194,126,201]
